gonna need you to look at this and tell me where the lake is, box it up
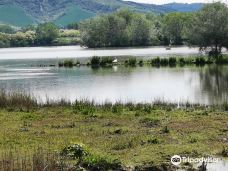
[0,58,227,104]
[0,46,202,59]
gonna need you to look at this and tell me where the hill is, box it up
[0,0,204,27]
[162,3,204,12]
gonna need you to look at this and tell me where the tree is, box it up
[0,24,15,34]
[79,9,158,48]
[10,31,36,47]
[0,33,10,48]
[187,2,228,57]
[67,22,79,30]
[36,23,59,45]
[128,14,154,46]
[162,12,191,45]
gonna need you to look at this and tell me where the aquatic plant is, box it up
[90,56,101,67]
[168,57,177,66]
[100,57,113,66]
[125,58,137,67]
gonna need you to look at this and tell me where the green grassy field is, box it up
[0,5,34,27]
[0,93,227,170]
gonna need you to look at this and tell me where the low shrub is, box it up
[82,154,121,171]
[60,143,88,160]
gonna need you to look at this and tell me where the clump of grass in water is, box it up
[58,59,74,67]
[168,57,177,66]
[124,58,137,67]
[100,57,113,67]
[90,56,101,67]
[151,57,161,66]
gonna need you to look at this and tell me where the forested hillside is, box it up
[0,0,204,26]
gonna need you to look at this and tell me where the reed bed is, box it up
[0,90,227,112]
[55,55,228,68]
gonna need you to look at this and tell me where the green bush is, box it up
[60,143,88,160]
[82,154,121,171]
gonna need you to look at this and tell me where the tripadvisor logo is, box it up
[171,155,220,166]
[171,155,182,166]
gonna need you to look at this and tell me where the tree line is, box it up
[0,2,227,56]
[80,2,228,56]
[0,23,60,47]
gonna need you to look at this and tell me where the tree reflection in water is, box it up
[199,65,228,104]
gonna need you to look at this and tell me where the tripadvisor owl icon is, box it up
[171,155,182,166]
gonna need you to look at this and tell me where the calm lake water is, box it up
[0,46,202,59]
[0,58,227,104]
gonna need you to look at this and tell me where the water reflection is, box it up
[199,65,228,104]
[0,59,227,104]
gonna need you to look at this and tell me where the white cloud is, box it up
[123,0,227,5]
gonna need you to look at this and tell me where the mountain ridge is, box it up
[0,0,204,26]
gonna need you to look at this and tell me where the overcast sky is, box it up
[124,0,227,5]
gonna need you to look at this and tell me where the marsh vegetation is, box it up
[56,55,228,68]
[0,91,227,170]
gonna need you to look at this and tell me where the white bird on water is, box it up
[113,58,118,64]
